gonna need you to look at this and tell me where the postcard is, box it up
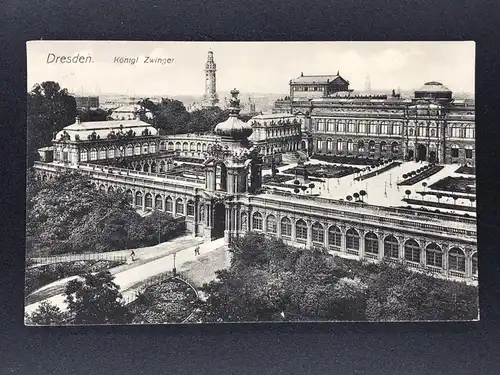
[25,41,477,325]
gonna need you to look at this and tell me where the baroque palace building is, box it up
[274,75,475,166]
[35,88,477,284]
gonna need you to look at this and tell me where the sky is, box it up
[27,41,475,96]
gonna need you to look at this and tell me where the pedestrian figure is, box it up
[195,246,200,256]
[130,250,136,261]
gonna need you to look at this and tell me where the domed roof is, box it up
[214,88,253,140]
[415,81,452,93]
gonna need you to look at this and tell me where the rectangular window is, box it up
[451,148,459,158]
[465,149,473,159]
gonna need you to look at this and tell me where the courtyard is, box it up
[264,159,476,217]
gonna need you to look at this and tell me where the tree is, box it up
[353,192,360,201]
[26,301,68,325]
[452,195,459,206]
[27,81,77,165]
[301,185,307,194]
[65,271,133,324]
[422,182,427,192]
[436,193,443,204]
[308,183,315,195]
[294,187,300,194]
[152,98,190,134]
[405,189,411,199]
[77,108,109,122]
[469,197,476,207]
[186,107,229,133]
[346,195,353,202]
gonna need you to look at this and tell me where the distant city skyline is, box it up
[27,41,475,96]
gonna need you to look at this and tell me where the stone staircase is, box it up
[283,151,308,164]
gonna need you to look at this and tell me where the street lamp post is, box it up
[173,253,177,276]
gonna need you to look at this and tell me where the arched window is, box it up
[165,196,173,212]
[108,186,114,193]
[126,145,133,156]
[149,143,156,153]
[347,120,355,133]
[346,228,360,251]
[90,148,98,160]
[327,138,334,151]
[295,219,308,241]
[182,142,188,151]
[391,141,399,153]
[155,194,163,210]
[252,212,263,231]
[98,148,106,159]
[241,212,247,231]
[347,139,354,152]
[358,140,365,152]
[369,122,378,134]
[404,239,420,263]
[328,226,341,248]
[281,217,292,238]
[327,120,334,132]
[160,141,166,151]
[196,143,202,152]
[384,235,399,259]
[368,140,376,153]
[142,143,149,154]
[358,121,367,134]
[168,142,174,151]
[175,198,184,215]
[189,142,195,151]
[451,145,459,158]
[202,143,207,152]
[448,248,465,272]
[107,147,115,159]
[426,243,443,268]
[134,144,141,155]
[99,185,106,192]
[317,139,323,151]
[392,123,401,135]
[135,191,143,206]
[337,139,343,151]
[380,141,387,153]
[364,232,379,255]
[175,142,181,151]
[465,145,473,159]
[472,253,478,276]
[145,193,153,209]
[312,222,324,244]
[187,200,195,216]
[266,215,277,234]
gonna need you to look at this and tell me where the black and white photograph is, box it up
[24,41,478,325]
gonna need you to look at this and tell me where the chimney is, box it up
[300,72,303,77]
[76,116,81,124]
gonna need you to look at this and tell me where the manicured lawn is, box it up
[283,163,361,179]
[455,165,476,175]
[429,176,476,194]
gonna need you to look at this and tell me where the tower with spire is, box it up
[202,50,219,108]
